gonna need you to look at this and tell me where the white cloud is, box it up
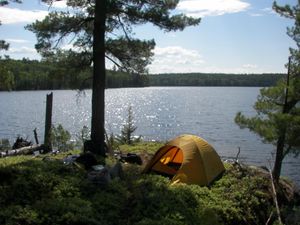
[0,7,48,24]
[51,0,68,8]
[61,43,75,50]
[177,0,250,17]
[242,64,257,69]
[148,46,204,74]
[8,46,37,54]
[262,7,275,14]
[42,0,68,9]
[61,43,84,52]
[5,38,30,44]
[148,47,267,74]
[248,7,280,18]
[249,13,263,17]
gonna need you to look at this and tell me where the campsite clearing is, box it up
[0,143,299,225]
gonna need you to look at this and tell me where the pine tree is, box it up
[235,1,300,182]
[28,0,200,156]
[117,106,141,145]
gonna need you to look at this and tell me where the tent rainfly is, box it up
[143,134,225,186]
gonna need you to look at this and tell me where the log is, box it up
[0,144,43,158]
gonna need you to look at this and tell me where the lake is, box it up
[0,87,299,185]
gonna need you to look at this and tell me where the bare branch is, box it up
[117,15,131,42]
[105,54,123,69]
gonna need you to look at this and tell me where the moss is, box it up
[119,141,164,154]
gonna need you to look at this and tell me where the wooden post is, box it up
[44,92,53,152]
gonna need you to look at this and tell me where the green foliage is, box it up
[51,124,73,152]
[126,174,219,225]
[119,141,164,154]
[105,131,118,155]
[0,139,10,151]
[236,0,300,181]
[0,56,284,90]
[0,57,151,91]
[0,155,96,225]
[0,151,299,225]
[149,73,284,87]
[28,0,200,74]
[0,63,14,91]
[106,70,149,88]
[75,125,90,150]
[0,40,9,51]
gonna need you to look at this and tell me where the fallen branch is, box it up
[235,147,241,163]
[265,211,273,225]
[268,167,283,225]
[0,144,43,158]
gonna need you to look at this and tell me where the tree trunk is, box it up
[90,0,106,156]
[272,57,291,183]
[272,133,285,182]
[44,92,53,152]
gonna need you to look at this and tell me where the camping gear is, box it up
[87,162,124,185]
[87,166,111,185]
[120,153,143,165]
[143,134,225,186]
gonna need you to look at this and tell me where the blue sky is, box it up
[0,0,297,74]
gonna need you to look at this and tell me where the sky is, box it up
[0,0,297,74]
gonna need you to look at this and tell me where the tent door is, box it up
[152,147,183,177]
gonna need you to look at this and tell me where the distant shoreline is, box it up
[0,58,285,91]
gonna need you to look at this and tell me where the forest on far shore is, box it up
[0,57,285,91]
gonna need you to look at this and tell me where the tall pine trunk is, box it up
[272,133,286,182]
[272,57,291,183]
[90,0,106,156]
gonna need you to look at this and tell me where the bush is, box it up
[75,126,90,150]
[0,138,10,151]
[0,150,298,225]
[51,124,73,152]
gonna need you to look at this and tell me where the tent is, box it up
[143,134,225,186]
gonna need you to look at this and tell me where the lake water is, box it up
[0,87,299,185]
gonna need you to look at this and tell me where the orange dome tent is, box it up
[143,134,225,186]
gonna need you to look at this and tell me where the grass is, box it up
[118,141,164,154]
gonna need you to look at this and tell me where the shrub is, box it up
[51,124,73,152]
[0,138,11,151]
[75,125,90,150]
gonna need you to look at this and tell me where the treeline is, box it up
[0,57,148,91]
[148,73,285,87]
[0,58,285,91]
